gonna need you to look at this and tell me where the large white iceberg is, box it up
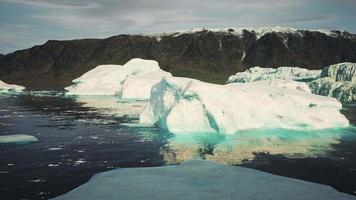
[65,58,172,99]
[140,77,348,135]
[0,80,25,94]
[309,63,356,103]
[227,66,321,83]
[53,160,355,200]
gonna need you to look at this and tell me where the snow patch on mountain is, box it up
[149,26,348,41]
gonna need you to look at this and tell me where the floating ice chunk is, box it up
[53,160,356,200]
[0,134,38,144]
[309,63,356,103]
[227,66,321,83]
[140,77,348,135]
[65,58,172,98]
[0,80,25,94]
[309,77,356,103]
[321,62,356,82]
[48,147,62,151]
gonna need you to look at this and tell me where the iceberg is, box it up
[65,58,172,99]
[227,66,321,83]
[309,63,356,103]
[140,77,349,135]
[321,62,356,82]
[0,134,38,144]
[53,160,355,200]
[0,80,25,94]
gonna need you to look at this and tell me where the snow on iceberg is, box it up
[309,63,356,103]
[140,77,349,135]
[0,80,25,94]
[53,160,356,200]
[65,58,172,99]
[249,79,312,93]
[227,66,321,83]
[0,134,38,144]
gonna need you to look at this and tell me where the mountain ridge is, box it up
[1,27,356,90]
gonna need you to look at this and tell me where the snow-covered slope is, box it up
[140,77,348,135]
[227,66,321,83]
[309,63,356,103]
[0,80,25,94]
[65,58,172,98]
[150,26,347,41]
[53,160,356,200]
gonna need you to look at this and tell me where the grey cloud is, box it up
[0,0,98,9]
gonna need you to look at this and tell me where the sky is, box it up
[0,0,355,54]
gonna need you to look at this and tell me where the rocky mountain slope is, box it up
[0,27,355,90]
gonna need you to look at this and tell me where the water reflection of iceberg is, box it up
[71,96,147,117]
[161,127,356,165]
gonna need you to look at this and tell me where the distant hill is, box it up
[0,27,355,90]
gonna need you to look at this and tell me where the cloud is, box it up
[0,0,98,9]
[289,16,336,23]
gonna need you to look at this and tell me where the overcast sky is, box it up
[0,0,355,54]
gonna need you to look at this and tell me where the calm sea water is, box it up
[0,93,355,200]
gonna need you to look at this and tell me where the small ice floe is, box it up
[77,150,85,153]
[7,163,14,166]
[28,178,46,183]
[0,134,38,144]
[0,123,14,126]
[48,163,60,167]
[74,159,87,166]
[48,147,63,151]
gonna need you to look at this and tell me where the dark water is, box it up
[0,94,355,200]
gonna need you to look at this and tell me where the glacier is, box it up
[0,80,25,94]
[65,58,171,99]
[140,77,349,135]
[0,134,38,144]
[53,160,355,200]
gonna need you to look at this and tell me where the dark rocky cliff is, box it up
[0,28,355,90]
